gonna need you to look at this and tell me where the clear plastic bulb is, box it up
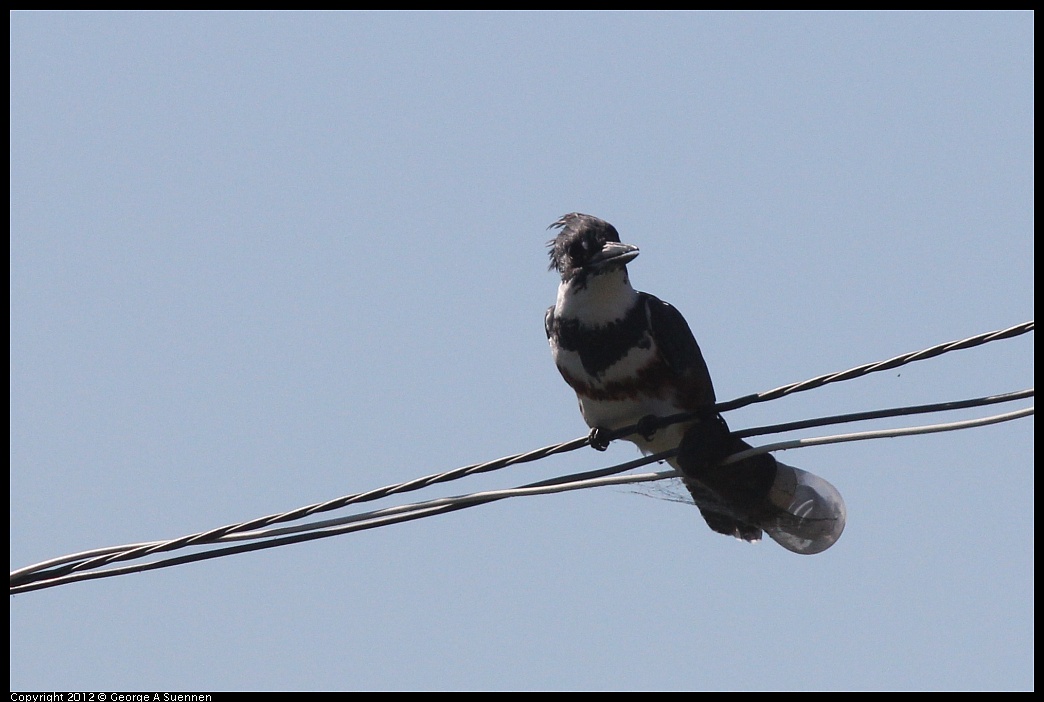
[761,461,846,555]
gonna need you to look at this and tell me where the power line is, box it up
[9,321,1034,593]
[9,404,1032,595]
[613,320,1035,442]
[235,405,1036,540]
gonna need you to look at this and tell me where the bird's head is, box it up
[547,213,639,283]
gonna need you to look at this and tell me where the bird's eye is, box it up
[571,234,607,265]
[568,239,589,263]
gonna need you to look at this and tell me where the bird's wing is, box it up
[642,292,717,407]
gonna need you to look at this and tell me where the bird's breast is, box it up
[552,340,692,428]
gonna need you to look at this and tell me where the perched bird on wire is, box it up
[544,213,845,554]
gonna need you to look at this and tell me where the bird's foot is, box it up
[635,414,662,442]
[588,427,612,451]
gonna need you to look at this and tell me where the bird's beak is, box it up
[588,242,639,269]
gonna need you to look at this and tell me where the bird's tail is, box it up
[676,420,846,555]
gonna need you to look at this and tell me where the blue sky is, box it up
[10,11,1033,691]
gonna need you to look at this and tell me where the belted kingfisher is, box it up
[545,213,845,553]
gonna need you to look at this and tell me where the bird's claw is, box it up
[635,414,660,442]
[588,427,612,451]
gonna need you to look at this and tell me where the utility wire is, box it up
[718,321,1034,412]
[10,404,1032,595]
[9,322,1034,593]
[28,323,1034,581]
[10,387,1032,588]
[234,405,1036,541]
[613,320,1035,443]
[731,388,1034,439]
[10,391,1033,591]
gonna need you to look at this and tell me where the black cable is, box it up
[11,389,1032,593]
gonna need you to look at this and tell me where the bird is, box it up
[544,213,845,553]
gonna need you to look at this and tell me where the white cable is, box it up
[11,403,1033,592]
[225,405,1036,541]
[723,406,1034,464]
[227,469,678,541]
[9,540,168,581]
